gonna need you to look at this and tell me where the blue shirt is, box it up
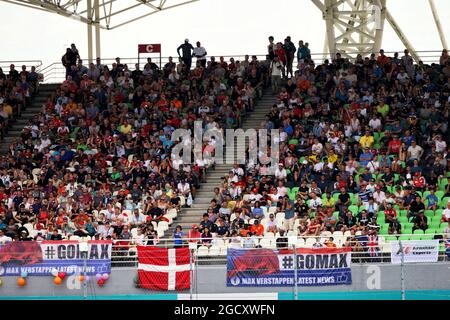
[359,152,373,166]
[174,231,185,245]
[426,194,438,207]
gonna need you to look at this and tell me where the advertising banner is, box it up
[227,247,352,287]
[390,240,439,264]
[0,240,112,276]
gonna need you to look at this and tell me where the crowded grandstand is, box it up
[0,38,449,262]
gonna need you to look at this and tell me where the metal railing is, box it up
[0,60,43,72]
[107,234,449,268]
[35,49,446,84]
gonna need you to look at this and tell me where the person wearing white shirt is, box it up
[369,115,382,130]
[275,165,287,180]
[309,193,323,210]
[442,202,450,222]
[193,42,207,67]
[129,209,146,227]
[434,135,447,153]
[177,180,191,197]
[311,139,323,155]
[373,188,386,206]
[366,158,379,173]
[407,140,424,161]
[0,230,12,244]
[231,164,244,177]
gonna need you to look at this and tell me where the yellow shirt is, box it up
[3,104,13,117]
[227,201,236,211]
[120,124,132,134]
[360,135,374,148]
[323,197,336,208]
[328,153,338,164]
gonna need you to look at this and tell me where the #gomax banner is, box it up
[390,240,439,264]
[0,240,112,276]
[227,247,352,287]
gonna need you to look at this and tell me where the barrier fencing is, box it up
[0,236,448,300]
[101,234,450,268]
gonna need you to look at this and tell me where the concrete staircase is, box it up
[0,83,61,154]
[167,92,277,234]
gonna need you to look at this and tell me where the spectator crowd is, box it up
[0,38,450,260]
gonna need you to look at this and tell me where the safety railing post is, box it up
[399,240,406,300]
[293,244,298,301]
[189,248,193,301]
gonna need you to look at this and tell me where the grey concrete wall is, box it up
[1,263,449,297]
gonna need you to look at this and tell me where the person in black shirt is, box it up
[408,195,425,222]
[148,202,164,221]
[283,36,296,78]
[388,217,402,234]
[177,39,194,75]
[337,187,351,217]
[199,213,212,232]
[344,211,358,231]
[412,212,428,232]
[295,198,309,219]
[276,229,288,249]
[49,229,63,240]
[215,218,229,237]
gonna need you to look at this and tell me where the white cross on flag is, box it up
[137,246,191,290]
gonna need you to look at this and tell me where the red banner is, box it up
[138,44,161,53]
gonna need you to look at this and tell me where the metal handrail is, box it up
[107,233,449,266]
[36,49,445,84]
[0,60,42,71]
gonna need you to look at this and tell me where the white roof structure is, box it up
[0,0,199,61]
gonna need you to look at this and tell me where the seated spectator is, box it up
[201,226,212,247]
[249,219,264,236]
[412,211,428,232]
[266,213,278,235]
[173,225,185,248]
[441,201,450,223]
[388,217,402,235]
[425,189,439,211]
[384,203,397,223]
[408,195,425,222]
[188,224,201,243]
[324,237,337,248]
[276,229,288,249]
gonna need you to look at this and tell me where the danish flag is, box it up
[137,246,191,291]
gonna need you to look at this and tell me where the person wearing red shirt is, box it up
[388,134,402,154]
[413,172,426,191]
[188,224,201,243]
[305,218,321,236]
[384,203,397,223]
[274,42,286,78]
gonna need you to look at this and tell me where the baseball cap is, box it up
[191,224,197,229]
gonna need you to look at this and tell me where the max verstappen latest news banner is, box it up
[0,240,112,276]
[227,247,352,287]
